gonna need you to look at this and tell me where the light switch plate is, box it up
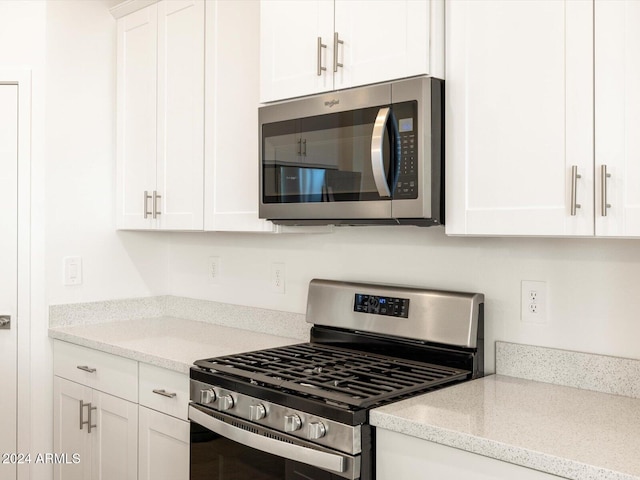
[63,256,83,286]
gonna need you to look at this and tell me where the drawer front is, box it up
[139,363,189,420]
[53,340,138,402]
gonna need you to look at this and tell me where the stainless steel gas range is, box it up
[188,279,484,480]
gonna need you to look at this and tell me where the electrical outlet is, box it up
[521,280,547,324]
[208,256,220,284]
[271,262,285,294]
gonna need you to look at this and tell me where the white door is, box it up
[595,0,640,237]
[138,406,190,480]
[260,0,334,102]
[0,84,18,480]
[445,0,593,236]
[156,0,205,230]
[116,4,158,230]
[53,377,93,480]
[334,0,430,90]
[91,391,138,480]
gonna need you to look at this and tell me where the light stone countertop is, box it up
[370,374,640,480]
[49,316,304,374]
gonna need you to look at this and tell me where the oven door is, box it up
[189,404,361,480]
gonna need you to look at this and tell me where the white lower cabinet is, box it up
[53,340,190,480]
[54,377,138,480]
[376,429,563,480]
[139,406,190,480]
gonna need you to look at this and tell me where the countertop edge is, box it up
[371,411,636,480]
[49,328,193,374]
[370,377,640,480]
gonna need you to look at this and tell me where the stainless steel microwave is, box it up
[259,76,444,226]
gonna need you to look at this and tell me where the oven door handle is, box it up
[189,405,347,474]
[371,107,392,199]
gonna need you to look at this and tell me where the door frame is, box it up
[1,69,32,480]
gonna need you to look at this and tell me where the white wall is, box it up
[45,0,169,306]
[168,228,640,372]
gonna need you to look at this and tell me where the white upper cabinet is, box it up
[156,0,205,230]
[116,4,158,230]
[260,0,334,103]
[333,0,436,91]
[595,0,640,237]
[204,0,275,232]
[260,0,442,103]
[116,0,204,231]
[445,0,594,236]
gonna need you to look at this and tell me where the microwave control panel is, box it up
[394,101,418,200]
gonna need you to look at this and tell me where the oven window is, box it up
[191,423,345,480]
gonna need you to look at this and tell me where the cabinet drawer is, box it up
[53,340,138,402]
[139,363,189,420]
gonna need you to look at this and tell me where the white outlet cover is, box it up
[63,256,83,286]
[521,280,547,324]
[208,256,220,284]
[271,262,285,294]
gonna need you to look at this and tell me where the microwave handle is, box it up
[371,107,392,198]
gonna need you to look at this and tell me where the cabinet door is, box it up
[334,0,432,90]
[156,0,205,230]
[139,406,190,480]
[260,0,334,103]
[116,4,158,230]
[595,0,640,236]
[445,0,593,236]
[204,0,275,232]
[91,391,138,480]
[53,377,92,480]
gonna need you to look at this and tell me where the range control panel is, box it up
[354,293,409,318]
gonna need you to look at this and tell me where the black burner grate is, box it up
[194,343,469,408]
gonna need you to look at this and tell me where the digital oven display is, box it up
[354,294,409,318]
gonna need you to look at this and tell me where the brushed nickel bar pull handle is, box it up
[143,191,152,219]
[333,32,343,72]
[79,400,89,430]
[302,139,307,156]
[317,37,326,76]
[601,164,611,217]
[570,165,581,216]
[153,190,162,218]
[88,404,97,434]
[152,389,177,398]
[77,365,97,373]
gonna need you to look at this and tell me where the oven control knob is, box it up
[199,388,216,404]
[218,394,235,411]
[307,422,327,440]
[284,414,302,432]
[250,404,267,421]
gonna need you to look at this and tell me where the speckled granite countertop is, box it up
[49,317,303,374]
[371,374,640,480]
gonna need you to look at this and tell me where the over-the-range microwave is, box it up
[258,76,444,226]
